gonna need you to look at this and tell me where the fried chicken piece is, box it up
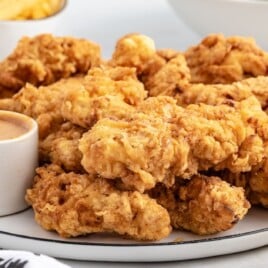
[26,164,171,241]
[144,96,266,172]
[79,112,180,192]
[110,33,156,74]
[145,53,191,97]
[176,78,253,107]
[242,76,268,110]
[39,122,86,172]
[82,66,147,105]
[0,34,101,96]
[110,33,189,93]
[61,66,146,128]
[185,34,268,84]
[79,96,265,192]
[220,141,268,208]
[176,76,268,110]
[0,77,84,139]
[149,174,250,235]
[62,92,135,129]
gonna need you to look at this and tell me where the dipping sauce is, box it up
[0,112,32,141]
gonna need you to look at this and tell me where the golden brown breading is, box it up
[62,92,135,129]
[110,33,156,74]
[79,96,265,192]
[110,33,189,94]
[220,142,268,208]
[242,76,268,110]
[61,66,146,128]
[39,122,86,172]
[176,79,253,107]
[1,77,84,139]
[149,174,250,235]
[79,112,179,192]
[0,34,101,96]
[185,34,268,84]
[176,76,268,110]
[145,53,191,97]
[83,66,147,105]
[26,164,171,241]
[181,97,265,173]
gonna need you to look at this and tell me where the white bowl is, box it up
[0,110,38,216]
[168,0,268,49]
[0,0,67,60]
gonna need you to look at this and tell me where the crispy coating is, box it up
[83,66,147,105]
[110,33,156,74]
[0,77,84,139]
[145,53,191,97]
[220,142,268,208]
[0,34,101,96]
[149,174,250,235]
[79,113,179,192]
[26,164,171,241]
[185,34,268,84]
[62,92,135,129]
[242,76,268,110]
[61,66,146,128]
[176,76,268,111]
[110,33,189,93]
[39,122,86,172]
[79,96,265,192]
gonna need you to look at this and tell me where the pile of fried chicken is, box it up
[1,33,268,241]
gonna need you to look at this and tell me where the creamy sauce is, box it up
[0,113,31,141]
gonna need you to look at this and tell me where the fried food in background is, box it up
[0,0,64,20]
[109,33,191,97]
[26,164,171,241]
[185,34,268,84]
[1,32,267,241]
[0,34,100,96]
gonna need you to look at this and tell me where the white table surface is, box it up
[16,0,268,267]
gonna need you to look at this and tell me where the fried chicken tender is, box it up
[149,174,250,235]
[110,33,189,94]
[0,77,84,139]
[145,53,191,97]
[39,122,86,172]
[220,142,268,208]
[62,92,135,129]
[79,96,265,192]
[185,34,268,84]
[111,33,156,74]
[0,34,101,96]
[176,76,268,110]
[26,164,171,241]
[61,66,146,128]
[79,112,180,192]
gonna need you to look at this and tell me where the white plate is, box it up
[0,207,267,262]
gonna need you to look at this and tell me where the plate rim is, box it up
[0,216,267,247]
[0,208,268,262]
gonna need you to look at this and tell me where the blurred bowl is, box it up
[0,0,67,60]
[167,0,268,49]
